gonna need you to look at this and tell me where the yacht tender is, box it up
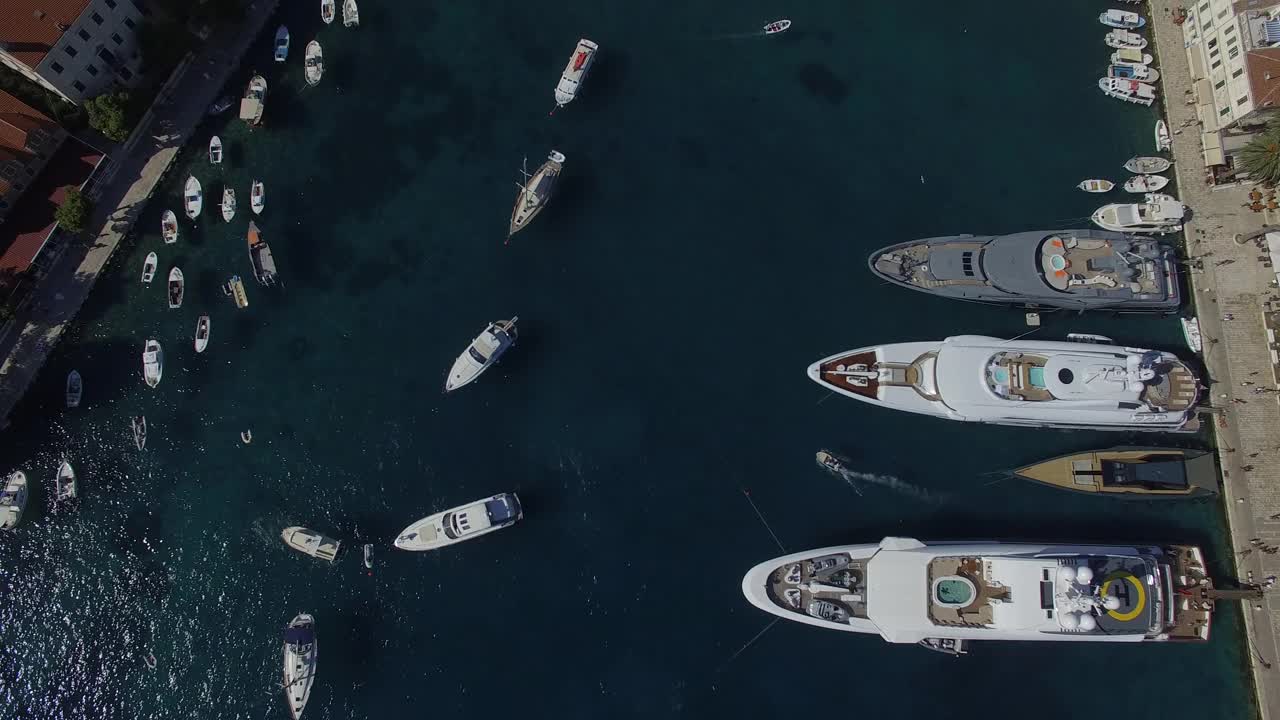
[394,493,523,551]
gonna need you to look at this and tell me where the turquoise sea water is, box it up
[0,2,1257,718]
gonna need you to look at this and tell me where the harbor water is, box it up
[0,1,1256,717]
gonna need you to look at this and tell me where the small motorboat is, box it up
[1124,174,1170,193]
[241,429,253,444]
[1182,316,1203,353]
[321,0,336,24]
[282,614,318,720]
[1091,193,1185,234]
[1104,29,1147,50]
[240,75,267,127]
[209,136,223,164]
[343,0,359,27]
[1077,179,1114,193]
[1014,447,1215,498]
[763,19,791,35]
[509,151,565,240]
[184,176,202,220]
[55,460,76,503]
[194,315,210,353]
[1124,156,1171,174]
[274,26,290,62]
[1111,48,1153,66]
[1155,119,1172,151]
[251,180,265,214]
[1107,63,1158,83]
[141,252,158,283]
[161,210,179,244]
[221,187,236,222]
[304,41,323,87]
[394,493,523,551]
[65,370,82,408]
[142,339,163,388]
[1,471,29,531]
[553,38,599,110]
[815,450,847,475]
[1098,77,1155,106]
[444,317,518,392]
[362,544,373,569]
[247,222,280,286]
[132,416,147,450]
[1099,9,1145,29]
[225,275,250,308]
[167,267,184,309]
[208,96,234,115]
[281,526,341,562]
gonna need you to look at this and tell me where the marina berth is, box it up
[806,335,1201,431]
[1098,77,1156,106]
[1014,447,1217,498]
[742,538,1215,653]
[1092,193,1185,234]
[394,493,523,551]
[868,230,1180,312]
[0,471,28,530]
[554,39,599,109]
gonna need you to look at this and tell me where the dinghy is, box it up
[304,41,323,87]
[764,19,791,34]
[168,267,184,308]
[445,317,518,392]
[509,151,565,239]
[132,415,147,450]
[343,0,359,27]
[184,176,202,219]
[195,315,210,353]
[55,461,76,503]
[282,614,318,720]
[142,339,163,388]
[1,472,28,531]
[65,370,82,408]
[1124,174,1170,193]
[209,136,223,164]
[161,210,178,244]
[274,26,290,62]
[1077,179,1114,193]
[1155,119,1172,151]
[321,0,336,24]
[554,39,598,110]
[221,187,236,222]
[281,526,341,562]
[141,252,158,283]
[251,180,265,214]
[1124,156,1171,174]
[240,75,267,127]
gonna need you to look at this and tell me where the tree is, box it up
[54,188,92,235]
[1240,121,1280,185]
[84,90,132,142]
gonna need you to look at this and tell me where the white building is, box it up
[0,0,147,106]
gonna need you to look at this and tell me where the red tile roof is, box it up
[0,89,58,157]
[1246,49,1280,115]
[0,137,102,281]
[0,0,92,69]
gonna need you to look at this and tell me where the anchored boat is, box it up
[132,415,147,450]
[281,526,341,563]
[240,75,267,127]
[1014,447,1217,498]
[274,26,290,62]
[251,180,265,214]
[195,315,210,353]
[161,210,178,244]
[282,614,317,720]
[209,136,223,164]
[221,187,236,222]
[141,252,158,283]
[167,267,184,308]
[554,39,598,110]
[394,493,523,551]
[55,460,76,503]
[304,41,323,87]
[343,0,359,27]
[247,221,280,286]
[764,19,791,34]
[225,275,250,308]
[321,0,335,24]
[445,317,518,392]
[509,151,565,240]
[66,370,82,408]
[1,471,28,531]
[142,339,163,388]
[184,176,202,219]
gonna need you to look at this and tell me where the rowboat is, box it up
[209,136,223,164]
[1077,179,1114,193]
[132,416,147,450]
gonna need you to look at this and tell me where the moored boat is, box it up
[444,317,518,392]
[509,151,565,240]
[132,415,147,450]
[764,19,791,34]
[184,176,202,219]
[321,0,336,24]
[1,471,29,530]
[282,614,317,720]
[240,75,267,127]
[221,187,236,222]
[281,526,341,563]
[343,0,359,27]
[209,135,223,164]
[1111,48,1153,66]
[274,26,290,62]
[195,315,210,353]
[167,267,184,309]
[1091,193,1185,234]
[1107,63,1158,82]
[394,493,523,551]
[1077,179,1114,193]
[247,221,280,286]
[1155,119,1172,151]
[251,180,265,214]
[55,460,76,502]
[1181,316,1203,353]
[161,210,178,244]
[362,544,373,569]
[142,339,163,388]
[65,370,82,408]
[554,38,598,110]
[1125,156,1171,174]
[1100,9,1145,29]
[1014,447,1217,498]
[141,252,158,283]
[1098,77,1155,106]
[1104,29,1147,49]
[304,41,323,87]
[1123,174,1169,193]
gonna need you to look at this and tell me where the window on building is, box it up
[124,17,136,29]
[77,29,90,41]
[1239,95,1251,106]
[117,66,133,81]
[0,200,8,210]
[1229,46,1240,60]
[1221,106,1232,116]
[86,64,98,77]
[1212,58,1222,69]
[131,0,151,17]
[1233,68,1245,78]
[111,33,123,46]
[0,163,17,179]
[1208,37,1218,49]
[98,47,118,65]
[50,61,64,74]
[72,80,86,92]
[104,0,117,7]
[91,12,104,25]
[64,45,78,58]
[1215,79,1226,89]
[1199,1,1209,13]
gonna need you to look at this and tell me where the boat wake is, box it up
[834,469,939,503]
[712,31,768,40]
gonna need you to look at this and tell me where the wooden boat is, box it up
[251,180,265,214]
[508,150,565,240]
[343,0,359,27]
[65,370,82,408]
[304,41,323,87]
[161,209,178,244]
[247,221,280,286]
[1104,29,1147,50]
[1098,77,1155,106]
[55,460,76,502]
[224,275,250,309]
[764,19,791,34]
[1182,316,1203,353]
[1014,447,1217,498]
[141,252,158,283]
[142,339,163,388]
[167,267,184,309]
[1,471,29,531]
[221,187,236,222]
[1077,179,1114,193]
[282,614,317,720]
[274,25,290,62]
[1124,156,1171,174]
[240,75,267,127]
[184,176,202,219]
[132,416,147,450]
[1123,174,1169,193]
[553,39,598,110]
[195,315,211,353]
[321,0,336,24]
[209,135,223,164]
[1155,119,1172,151]
[281,526,341,562]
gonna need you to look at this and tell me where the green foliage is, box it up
[54,188,92,235]
[0,65,85,130]
[84,90,132,142]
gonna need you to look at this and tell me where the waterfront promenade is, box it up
[1150,7,1280,719]
[0,1,279,427]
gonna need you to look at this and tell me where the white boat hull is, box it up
[282,614,317,720]
[395,493,522,551]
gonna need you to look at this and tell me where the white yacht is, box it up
[1092,193,1185,234]
[281,526,341,563]
[282,613,317,720]
[142,339,163,388]
[554,38,598,109]
[743,537,1214,654]
[444,317,517,392]
[1,471,28,530]
[304,41,323,87]
[1099,9,1145,29]
[807,335,1201,432]
[394,493,523,551]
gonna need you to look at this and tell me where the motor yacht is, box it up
[1014,447,1217,498]
[444,317,517,392]
[1092,193,1185,234]
[281,526,341,563]
[394,493,522,551]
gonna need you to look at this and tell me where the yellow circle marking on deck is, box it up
[1100,572,1145,621]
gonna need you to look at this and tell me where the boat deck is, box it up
[766,552,869,624]
[817,350,879,399]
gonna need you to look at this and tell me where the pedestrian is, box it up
[1243,464,1256,471]
[1242,381,1255,386]
[1224,313,1236,321]
[1250,452,1261,458]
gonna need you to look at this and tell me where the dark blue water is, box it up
[0,2,1256,718]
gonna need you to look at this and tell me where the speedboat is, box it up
[1107,63,1158,82]
[281,526,341,563]
[1182,316,1203,353]
[167,267,184,309]
[141,252,158,283]
[304,41,323,87]
[209,135,223,164]
[394,493,523,551]
[444,317,518,392]
[1124,156,1171,174]
[1104,29,1147,49]
[764,19,791,34]
[161,210,178,244]
[66,370,82,408]
[806,334,1201,431]
[282,614,317,720]
[1111,48,1153,66]
[343,0,359,27]
[221,187,236,222]
[554,38,598,110]
[55,460,76,503]
[142,339,163,388]
[274,26,290,62]
[868,231,1180,313]
[251,180,265,214]
[1077,179,1114,193]
[509,151,565,240]
[240,75,267,126]
[1098,77,1155,106]
[1100,9,1145,29]
[184,176,202,219]
[132,416,147,450]
[815,450,847,475]
[742,538,1214,653]
[195,315,210,353]
[0,471,28,530]
[1155,119,1172,151]
[1014,447,1216,498]
[247,221,280,286]
[321,0,336,24]
[1123,174,1169,193]
[1092,193,1185,234]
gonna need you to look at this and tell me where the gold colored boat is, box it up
[1014,447,1217,498]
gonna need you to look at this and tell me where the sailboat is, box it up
[132,416,147,450]
[209,136,223,164]
[184,176,202,219]
[141,252,158,283]
[195,315,211,353]
[161,210,178,244]
[343,0,359,27]
[65,370,82,408]
[167,267,184,309]
[282,614,318,720]
[251,180,265,214]
[508,151,565,240]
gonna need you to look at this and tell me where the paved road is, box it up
[0,1,280,426]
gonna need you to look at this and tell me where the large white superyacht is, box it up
[807,335,1200,431]
[742,537,1215,655]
